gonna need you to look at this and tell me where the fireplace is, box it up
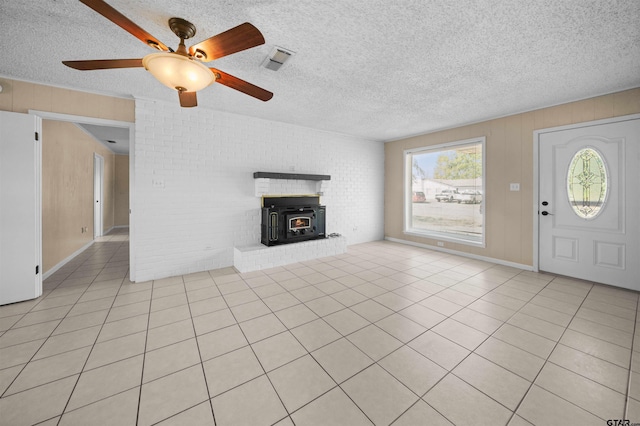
[261,196,326,246]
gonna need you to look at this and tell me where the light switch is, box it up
[510,183,520,191]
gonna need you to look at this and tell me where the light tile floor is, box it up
[1,228,639,425]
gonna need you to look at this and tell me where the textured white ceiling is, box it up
[1,0,639,142]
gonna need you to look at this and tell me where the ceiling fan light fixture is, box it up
[63,1,271,104]
[142,52,214,92]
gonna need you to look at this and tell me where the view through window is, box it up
[405,137,485,246]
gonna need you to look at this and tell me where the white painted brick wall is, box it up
[133,98,384,282]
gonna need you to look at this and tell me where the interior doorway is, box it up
[28,109,136,281]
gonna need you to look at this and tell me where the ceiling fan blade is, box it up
[62,59,143,70]
[211,68,273,101]
[178,90,198,107]
[189,23,265,62]
[80,0,169,51]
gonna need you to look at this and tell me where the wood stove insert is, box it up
[261,196,326,246]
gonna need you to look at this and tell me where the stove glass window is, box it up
[289,217,311,230]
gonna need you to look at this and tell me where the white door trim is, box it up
[532,113,640,273]
[94,153,104,238]
[27,110,137,281]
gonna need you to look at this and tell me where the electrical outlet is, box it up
[510,183,520,191]
[437,241,444,247]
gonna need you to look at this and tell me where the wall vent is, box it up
[263,47,294,71]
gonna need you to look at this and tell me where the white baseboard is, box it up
[103,225,129,235]
[43,240,95,280]
[384,237,534,272]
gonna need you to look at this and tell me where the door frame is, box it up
[94,153,104,238]
[532,113,640,273]
[27,110,137,281]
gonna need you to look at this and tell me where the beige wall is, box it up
[115,155,130,226]
[0,78,134,273]
[385,88,640,267]
[0,79,134,121]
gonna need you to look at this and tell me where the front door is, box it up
[538,116,640,290]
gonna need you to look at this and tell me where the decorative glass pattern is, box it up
[567,148,607,219]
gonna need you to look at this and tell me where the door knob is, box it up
[541,211,553,216]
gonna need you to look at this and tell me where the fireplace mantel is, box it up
[253,172,330,181]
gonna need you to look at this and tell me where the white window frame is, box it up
[404,136,486,247]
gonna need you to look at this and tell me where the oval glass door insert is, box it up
[567,148,608,219]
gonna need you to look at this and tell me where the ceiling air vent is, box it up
[263,47,294,71]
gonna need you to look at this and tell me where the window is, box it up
[567,147,608,219]
[405,137,485,246]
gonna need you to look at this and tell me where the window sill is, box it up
[403,229,485,248]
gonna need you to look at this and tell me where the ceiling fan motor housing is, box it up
[168,19,208,60]
[169,17,197,40]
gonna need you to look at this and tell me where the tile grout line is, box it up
[56,236,130,421]
[267,268,379,425]
[260,258,528,425]
[383,269,555,425]
[55,271,128,423]
[259,253,536,425]
[211,272,294,425]
[624,294,639,420]
[235,260,379,425]
[0,235,130,423]
[308,253,636,420]
[134,253,154,426]
[0,237,127,387]
[140,275,220,425]
[183,273,219,425]
[348,253,628,420]
[504,276,621,424]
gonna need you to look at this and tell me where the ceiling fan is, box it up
[63,0,273,107]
